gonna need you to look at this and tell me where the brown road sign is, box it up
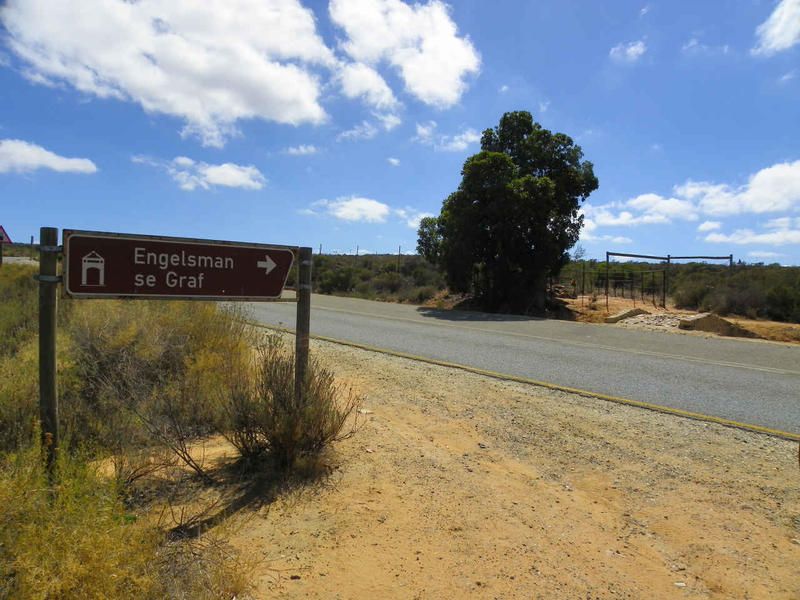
[64,230,295,300]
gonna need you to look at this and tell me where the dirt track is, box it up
[226,339,800,599]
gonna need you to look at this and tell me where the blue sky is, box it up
[1,0,799,264]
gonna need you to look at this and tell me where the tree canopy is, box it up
[417,111,598,313]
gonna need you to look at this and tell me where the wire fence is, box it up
[550,268,669,310]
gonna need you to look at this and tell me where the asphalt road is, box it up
[246,294,800,435]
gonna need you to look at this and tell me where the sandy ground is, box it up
[204,339,800,599]
[564,295,800,344]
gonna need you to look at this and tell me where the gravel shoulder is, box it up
[227,339,800,599]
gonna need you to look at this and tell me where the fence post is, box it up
[38,227,59,477]
[605,253,609,312]
[295,247,312,405]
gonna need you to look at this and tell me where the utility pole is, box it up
[397,245,401,273]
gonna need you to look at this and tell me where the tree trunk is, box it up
[529,272,547,314]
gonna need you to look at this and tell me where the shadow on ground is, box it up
[132,452,335,541]
[416,297,575,323]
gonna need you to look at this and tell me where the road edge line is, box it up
[251,322,800,443]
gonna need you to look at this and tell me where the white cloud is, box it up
[584,205,669,227]
[765,216,799,229]
[387,157,401,166]
[337,61,399,110]
[338,120,379,141]
[285,144,318,156]
[609,40,647,63]
[752,0,800,56]
[395,207,433,229]
[582,193,696,229]
[580,217,632,244]
[315,196,391,223]
[414,120,480,152]
[748,250,783,259]
[640,5,650,17]
[374,112,402,131]
[697,220,722,232]
[2,0,336,147]
[498,84,509,93]
[681,38,731,56]
[706,217,800,246]
[538,100,550,113]
[706,229,800,246]
[415,121,437,143]
[585,160,800,244]
[329,0,480,108]
[611,236,633,244]
[780,70,796,83]
[133,155,265,191]
[437,128,480,152]
[0,138,97,174]
[676,160,800,215]
[625,193,698,221]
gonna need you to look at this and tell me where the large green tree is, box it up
[418,111,598,313]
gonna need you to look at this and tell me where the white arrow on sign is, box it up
[257,254,277,275]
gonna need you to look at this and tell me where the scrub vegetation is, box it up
[303,253,445,304]
[0,262,358,599]
[560,260,800,323]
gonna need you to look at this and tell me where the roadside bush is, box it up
[0,442,161,599]
[63,301,254,475]
[224,336,360,469]
[0,440,250,600]
[766,285,800,322]
[311,254,445,303]
[0,264,39,357]
[318,267,356,294]
[353,281,374,299]
[398,285,437,304]
[0,295,254,462]
[372,271,403,294]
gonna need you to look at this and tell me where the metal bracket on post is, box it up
[34,275,63,283]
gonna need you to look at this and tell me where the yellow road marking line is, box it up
[252,321,800,443]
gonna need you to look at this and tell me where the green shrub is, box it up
[318,267,356,294]
[372,271,403,293]
[766,285,800,322]
[311,254,445,302]
[223,336,360,468]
